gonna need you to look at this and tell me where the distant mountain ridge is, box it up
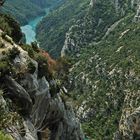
[36,0,140,139]
[0,0,46,25]
[0,0,66,25]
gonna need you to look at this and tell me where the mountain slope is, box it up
[36,0,136,58]
[36,0,90,58]
[68,13,140,139]
[0,0,66,26]
[0,0,45,25]
[63,1,140,139]
[30,0,64,8]
[37,0,140,139]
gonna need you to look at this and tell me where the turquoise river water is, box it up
[21,8,49,44]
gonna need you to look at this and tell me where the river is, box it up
[21,8,49,44]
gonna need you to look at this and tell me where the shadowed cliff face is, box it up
[4,72,84,140]
[0,27,84,140]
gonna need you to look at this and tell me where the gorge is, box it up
[21,8,50,44]
[0,0,140,140]
[20,0,64,44]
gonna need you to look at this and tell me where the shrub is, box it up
[27,61,36,74]
[0,14,22,43]
[21,44,35,58]
[8,47,20,60]
[1,51,6,55]
[38,62,48,78]
[36,54,49,78]
[35,53,48,64]
[27,48,34,58]
[4,36,13,45]
[0,42,5,48]
[31,41,39,52]
[1,33,13,44]
[0,90,24,133]
[0,60,10,77]
[1,32,6,39]
[0,131,13,140]
[55,56,72,86]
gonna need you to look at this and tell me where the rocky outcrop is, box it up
[90,0,96,7]
[134,3,140,21]
[19,72,84,140]
[4,76,33,115]
[61,28,78,57]
[0,31,84,140]
[114,88,140,140]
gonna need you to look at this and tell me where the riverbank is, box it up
[21,8,50,44]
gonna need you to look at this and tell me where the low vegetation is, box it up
[68,13,140,139]
[27,60,36,74]
[0,13,22,43]
[36,0,140,139]
[8,47,20,60]
[0,90,23,138]
[0,131,13,140]
[0,59,11,77]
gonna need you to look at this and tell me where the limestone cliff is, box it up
[0,28,84,140]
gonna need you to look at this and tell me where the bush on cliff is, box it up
[0,131,13,140]
[0,14,22,43]
[35,54,49,78]
[8,47,20,60]
[0,60,11,77]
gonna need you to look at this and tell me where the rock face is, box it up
[5,76,33,115]
[0,31,84,140]
[134,2,140,21]
[90,0,96,7]
[61,28,77,57]
[115,89,140,140]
